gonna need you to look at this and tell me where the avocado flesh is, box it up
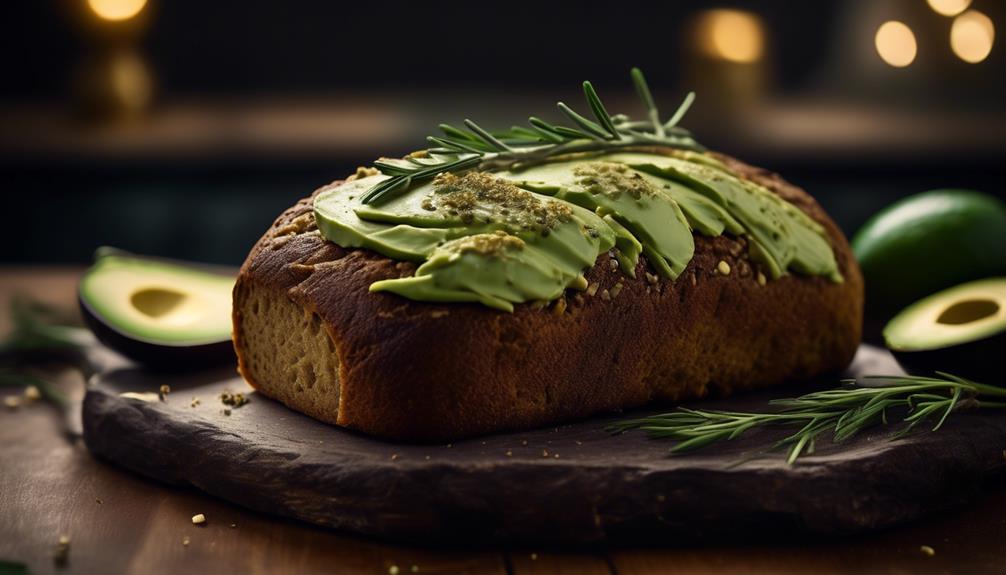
[79,253,235,368]
[313,152,842,311]
[884,277,1006,383]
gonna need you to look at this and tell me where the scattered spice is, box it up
[190,397,201,408]
[222,409,232,416]
[4,396,20,409]
[219,391,249,408]
[920,545,936,557]
[53,534,70,565]
[391,453,399,461]
[191,514,206,525]
[230,523,237,529]
[95,498,102,505]
[159,385,171,400]
[505,450,513,457]
[600,289,611,301]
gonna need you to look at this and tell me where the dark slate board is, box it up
[81,345,1006,544]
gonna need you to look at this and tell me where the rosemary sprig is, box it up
[360,68,703,204]
[609,373,1006,464]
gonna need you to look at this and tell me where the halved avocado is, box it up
[884,278,1006,384]
[78,249,236,370]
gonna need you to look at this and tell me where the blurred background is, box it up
[1,0,1003,265]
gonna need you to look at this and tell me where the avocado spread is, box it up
[313,151,841,311]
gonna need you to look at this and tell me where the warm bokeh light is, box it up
[875,21,917,68]
[926,0,972,17]
[696,9,765,63]
[87,0,147,22]
[951,10,995,63]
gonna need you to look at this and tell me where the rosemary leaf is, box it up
[610,374,1006,463]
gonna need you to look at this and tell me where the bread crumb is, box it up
[505,450,513,456]
[192,514,206,525]
[757,271,767,286]
[521,440,528,446]
[530,553,538,560]
[222,408,232,416]
[388,565,400,575]
[4,396,20,409]
[159,385,171,400]
[190,397,201,408]
[717,261,731,275]
[24,385,41,402]
[585,282,600,297]
[182,535,190,546]
[542,449,549,457]
[645,272,658,285]
[53,534,70,565]
[230,523,237,528]
[220,391,249,408]
[391,453,399,461]
[600,289,611,301]
[920,545,935,557]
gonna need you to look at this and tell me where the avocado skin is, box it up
[852,190,1006,324]
[890,332,1006,386]
[79,293,236,371]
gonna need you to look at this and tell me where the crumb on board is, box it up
[388,565,400,575]
[4,396,21,409]
[182,535,190,546]
[24,385,41,402]
[159,385,171,400]
[190,397,201,408]
[222,408,232,416]
[192,513,206,525]
[391,453,399,461]
[530,553,538,561]
[230,523,237,529]
[220,391,249,408]
[920,545,935,557]
[411,566,419,573]
[53,534,70,564]
[505,450,513,457]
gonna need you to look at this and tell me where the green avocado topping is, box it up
[314,151,841,311]
[312,70,840,311]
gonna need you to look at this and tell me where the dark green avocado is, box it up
[852,189,1006,323]
[78,249,236,370]
[884,277,1006,384]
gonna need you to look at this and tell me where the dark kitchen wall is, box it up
[0,0,1003,265]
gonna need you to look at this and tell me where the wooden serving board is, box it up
[81,345,1006,544]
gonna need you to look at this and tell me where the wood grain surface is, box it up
[1,267,1005,574]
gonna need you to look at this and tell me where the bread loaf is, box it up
[232,151,862,440]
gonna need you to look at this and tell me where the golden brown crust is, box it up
[232,153,863,441]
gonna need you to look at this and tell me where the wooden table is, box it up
[1,267,1004,575]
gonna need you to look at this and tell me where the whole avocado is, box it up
[852,189,1006,322]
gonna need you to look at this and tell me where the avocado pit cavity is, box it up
[936,299,1000,325]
